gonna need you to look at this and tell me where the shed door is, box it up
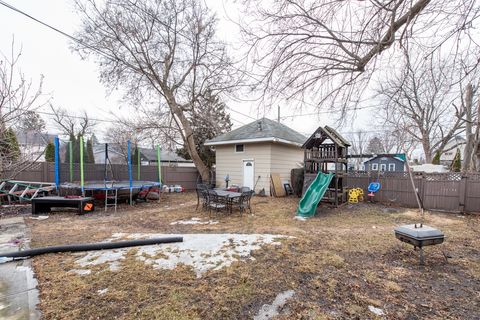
[243,160,254,189]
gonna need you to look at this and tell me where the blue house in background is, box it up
[363,154,406,172]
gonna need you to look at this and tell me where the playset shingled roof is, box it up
[302,126,351,149]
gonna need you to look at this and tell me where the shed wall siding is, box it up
[214,143,272,194]
[270,144,304,184]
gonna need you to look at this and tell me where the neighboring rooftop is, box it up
[16,131,55,146]
[204,118,307,146]
[91,143,191,164]
[138,147,191,163]
[364,154,406,163]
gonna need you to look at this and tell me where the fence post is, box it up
[459,175,467,213]
[42,162,49,182]
[420,172,426,209]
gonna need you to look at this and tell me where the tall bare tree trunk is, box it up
[165,92,210,182]
[463,84,474,172]
[422,137,433,163]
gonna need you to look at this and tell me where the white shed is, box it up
[205,118,306,195]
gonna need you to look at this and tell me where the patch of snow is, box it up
[170,217,219,225]
[254,290,295,320]
[0,257,13,264]
[73,233,289,278]
[29,215,49,220]
[294,216,307,221]
[97,288,108,295]
[76,249,125,272]
[70,269,91,276]
[368,305,385,316]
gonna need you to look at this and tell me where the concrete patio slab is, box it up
[0,217,40,320]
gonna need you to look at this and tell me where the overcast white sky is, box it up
[0,0,371,140]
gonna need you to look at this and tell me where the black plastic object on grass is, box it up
[394,158,445,265]
[0,237,183,259]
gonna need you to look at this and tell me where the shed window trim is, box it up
[380,164,387,171]
[235,144,244,153]
[388,163,396,171]
[371,163,378,171]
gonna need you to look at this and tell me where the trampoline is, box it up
[52,137,163,212]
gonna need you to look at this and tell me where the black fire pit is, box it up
[394,224,445,264]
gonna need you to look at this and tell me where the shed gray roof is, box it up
[204,118,306,146]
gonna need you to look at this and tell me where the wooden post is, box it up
[459,174,468,213]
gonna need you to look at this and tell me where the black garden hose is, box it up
[0,237,183,259]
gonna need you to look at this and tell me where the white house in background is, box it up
[205,118,306,195]
[15,130,55,162]
[137,147,194,167]
[411,164,449,173]
[440,136,465,166]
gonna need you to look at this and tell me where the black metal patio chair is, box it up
[195,184,209,211]
[207,190,227,214]
[235,190,254,214]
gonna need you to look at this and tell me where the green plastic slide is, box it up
[296,172,334,218]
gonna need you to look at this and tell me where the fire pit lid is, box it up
[394,224,444,240]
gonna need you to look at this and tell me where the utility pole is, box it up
[277,105,280,123]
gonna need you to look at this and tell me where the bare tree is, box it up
[377,51,476,163]
[49,104,95,137]
[462,83,475,171]
[240,0,480,110]
[347,130,369,170]
[72,0,239,181]
[0,39,48,176]
[103,123,142,164]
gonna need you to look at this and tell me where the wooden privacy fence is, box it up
[3,162,200,190]
[345,171,480,213]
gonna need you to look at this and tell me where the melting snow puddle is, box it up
[73,233,289,278]
[254,290,295,320]
[368,305,385,316]
[170,217,219,225]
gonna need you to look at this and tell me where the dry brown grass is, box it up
[27,192,480,319]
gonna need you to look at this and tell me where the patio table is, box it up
[212,190,242,213]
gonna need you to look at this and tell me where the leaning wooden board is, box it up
[270,173,286,197]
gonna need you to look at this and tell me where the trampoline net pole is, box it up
[128,140,133,205]
[104,143,108,186]
[157,145,162,203]
[69,140,73,182]
[80,136,84,195]
[54,136,60,191]
[137,145,140,180]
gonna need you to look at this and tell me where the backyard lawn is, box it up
[26,193,479,319]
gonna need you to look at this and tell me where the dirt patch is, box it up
[27,193,480,319]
